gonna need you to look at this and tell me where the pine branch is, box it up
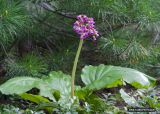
[38,2,76,19]
[117,24,140,57]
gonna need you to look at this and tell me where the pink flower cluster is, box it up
[73,15,99,40]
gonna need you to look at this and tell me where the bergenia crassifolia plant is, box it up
[71,15,99,97]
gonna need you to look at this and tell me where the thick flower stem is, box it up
[71,39,83,98]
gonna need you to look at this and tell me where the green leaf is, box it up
[0,71,72,102]
[20,93,55,113]
[0,77,56,101]
[37,82,56,101]
[120,89,140,107]
[0,77,40,94]
[81,65,122,90]
[20,93,51,104]
[81,64,155,90]
[44,71,71,98]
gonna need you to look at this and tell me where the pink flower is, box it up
[73,15,99,40]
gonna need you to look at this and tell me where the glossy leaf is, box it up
[81,64,155,90]
[44,71,71,98]
[0,71,72,102]
[0,77,56,101]
[0,77,40,94]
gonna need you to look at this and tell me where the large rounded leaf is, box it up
[0,71,73,102]
[0,77,40,94]
[0,77,56,101]
[81,64,156,90]
[44,71,71,98]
